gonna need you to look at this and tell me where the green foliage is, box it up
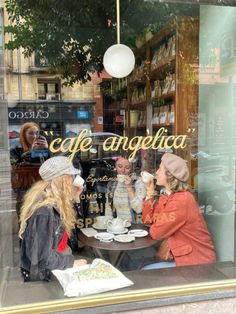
[101,80,127,101]
[5,0,197,86]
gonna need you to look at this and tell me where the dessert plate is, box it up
[94,232,114,241]
[128,229,148,237]
[114,234,135,243]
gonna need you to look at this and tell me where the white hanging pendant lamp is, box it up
[103,0,135,78]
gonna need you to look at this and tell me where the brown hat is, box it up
[161,153,189,182]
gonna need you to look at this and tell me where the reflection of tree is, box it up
[5,0,197,85]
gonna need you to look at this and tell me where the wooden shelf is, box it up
[151,92,175,101]
[150,58,175,80]
[130,101,147,109]
[129,125,146,129]
[152,124,174,128]
[128,77,146,86]
[124,16,199,157]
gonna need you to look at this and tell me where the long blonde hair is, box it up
[19,175,76,238]
[165,169,191,193]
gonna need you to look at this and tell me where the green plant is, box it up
[152,98,164,107]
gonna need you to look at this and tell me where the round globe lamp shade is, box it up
[103,44,135,78]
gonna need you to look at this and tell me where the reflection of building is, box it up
[3,8,109,143]
[7,101,95,147]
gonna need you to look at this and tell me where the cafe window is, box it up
[2,1,236,313]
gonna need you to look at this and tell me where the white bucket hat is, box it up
[39,156,80,181]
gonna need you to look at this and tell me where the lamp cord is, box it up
[116,0,120,44]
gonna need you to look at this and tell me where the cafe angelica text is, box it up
[49,128,188,161]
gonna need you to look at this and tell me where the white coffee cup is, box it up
[73,175,85,188]
[141,171,154,183]
[107,218,127,233]
[95,216,110,228]
[117,174,126,183]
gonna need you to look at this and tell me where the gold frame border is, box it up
[1,279,236,314]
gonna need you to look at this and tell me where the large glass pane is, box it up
[1,0,236,311]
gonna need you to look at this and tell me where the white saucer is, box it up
[94,232,114,241]
[128,229,148,237]
[92,223,106,230]
[114,234,135,243]
[125,221,131,228]
[106,227,128,235]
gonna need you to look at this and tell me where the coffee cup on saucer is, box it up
[117,174,126,183]
[95,216,110,229]
[141,171,154,183]
[107,218,127,233]
[73,175,85,188]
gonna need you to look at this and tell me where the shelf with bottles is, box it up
[150,74,176,101]
[126,109,147,129]
[151,103,175,127]
[125,17,198,144]
[149,33,176,73]
[130,85,147,106]
[129,51,148,84]
[149,58,175,81]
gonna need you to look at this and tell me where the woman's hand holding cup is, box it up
[141,171,155,198]
[73,175,84,202]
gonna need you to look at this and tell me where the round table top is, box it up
[78,224,159,251]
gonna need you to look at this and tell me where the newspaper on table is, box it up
[52,259,134,297]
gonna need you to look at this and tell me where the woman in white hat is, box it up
[141,153,216,270]
[19,156,87,281]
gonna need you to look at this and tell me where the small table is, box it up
[78,224,159,268]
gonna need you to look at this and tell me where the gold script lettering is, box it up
[48,128,188,161]
[49,138,62,153]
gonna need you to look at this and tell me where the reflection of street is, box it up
[197,163,233,215]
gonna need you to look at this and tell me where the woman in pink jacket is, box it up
[142,153,216,270]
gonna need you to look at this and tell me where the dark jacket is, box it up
[10,146,49,166]
[20,206,74,281]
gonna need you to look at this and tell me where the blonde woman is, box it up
[142,153,216,270]
[19,156,87,281]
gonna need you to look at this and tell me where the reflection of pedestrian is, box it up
[10,122,49,166]
[19,156,87,281]
[10,122,49,222]
[107,155,146,223]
